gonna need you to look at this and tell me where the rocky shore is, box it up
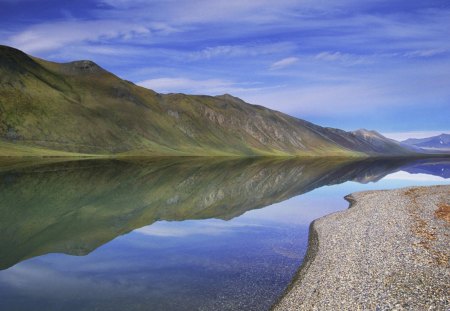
[274,185,450,310]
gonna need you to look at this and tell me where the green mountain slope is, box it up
[0,45,416,157]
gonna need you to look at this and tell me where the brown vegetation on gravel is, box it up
[435,203,450,223]
[405,188,449,267]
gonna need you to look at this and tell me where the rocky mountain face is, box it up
[0,45,416,156]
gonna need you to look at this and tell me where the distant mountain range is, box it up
[402,134,450,151]
[0,45,418,157]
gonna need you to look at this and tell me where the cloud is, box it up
[189,42,296,60]
[100,0,154,8]
[270,57,299,70]
[384,171,450,182]
[314,51,369,65]
[403,49,448,58]
[7,20,151,53]
[0,260,150,300]
[243,82,391,116]
[101,0,302,24]
[137,77,264,94]
[135,220,263,237]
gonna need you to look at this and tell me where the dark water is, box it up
[0,157,449,311]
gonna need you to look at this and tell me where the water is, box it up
[0,157,449,311]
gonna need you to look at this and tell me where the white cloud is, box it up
[382,131,449,141]
[136,220,263,237]
[100,0,153,8]
[403,49,448,58]
[137,77,265,94]
[7,20,151,53]
[314,51,369,65]
[99,0,376,26]
[384,171,450,182]
[0,262,148,300]
[242,82,395,116]
[270,57,299,70]
[189,42,296,60]
[129,0,300,24]
[243,53,450,118]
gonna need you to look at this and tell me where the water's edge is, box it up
[270,194,356,310]
[270,217,320,310]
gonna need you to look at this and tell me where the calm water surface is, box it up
[0,157,449,310]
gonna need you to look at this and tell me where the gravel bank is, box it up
[274,185,450,310]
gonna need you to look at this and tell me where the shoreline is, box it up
[272,220,320,308]
[274,185,450,310]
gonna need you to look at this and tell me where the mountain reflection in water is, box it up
[0,157,449,311]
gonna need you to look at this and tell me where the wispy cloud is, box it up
[189,42,296,60]
[7,20,151,53]
[136,220,263,237]
[100,0,302,24]
[314,51,369,65]
[138,77,264,95]
[403,49,448,58]
[270,57,299,70]
[243,82,391,116]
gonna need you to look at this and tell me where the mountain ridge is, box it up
[0,45,417,157]
[402,133,450,151]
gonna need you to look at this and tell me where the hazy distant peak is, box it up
[402,133,450,150]
[403,133,450,143]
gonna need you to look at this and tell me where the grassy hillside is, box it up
[0,45,415,157]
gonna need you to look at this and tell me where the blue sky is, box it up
[1,0,449,138]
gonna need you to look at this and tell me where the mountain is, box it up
[0,45,416,157]
[401,158,450,178]
[402,134,450,151]
[0,156,439,270]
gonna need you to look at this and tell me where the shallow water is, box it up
[0,157,449,311]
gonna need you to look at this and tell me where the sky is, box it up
[0,0,449,138]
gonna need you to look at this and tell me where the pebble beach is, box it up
[275,185,450,310]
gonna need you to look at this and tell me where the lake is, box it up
[0,157,449,311]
